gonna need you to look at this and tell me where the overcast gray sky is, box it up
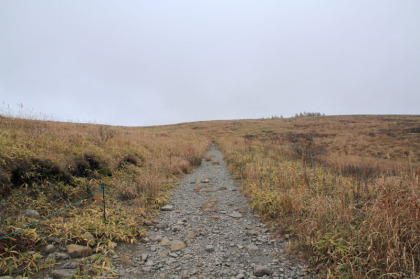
[1,1,419,126]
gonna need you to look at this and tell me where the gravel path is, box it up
[112,145,314,279]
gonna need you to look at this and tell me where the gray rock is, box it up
[158,250,169,257]
[44,244,55,254]
[157,223,168,229]
[229,211,243,218]
[248,229,259,236]
[185,230,195,240]
[161,237,171,246]
[24,209,40,219]
[205,245,215,252]
[80,231,96,246]
[172,225,182,232]
[254,265,272,277]
[247,244,259,251]
[141,253,149,262]
[66,244,93,258]
[201,178,210,183]
[161,205,174,211]
[48,252,69,260]
[50,269,76,279]
[171,240,187,252]
[61,261,79,269]
[166,258,176,265]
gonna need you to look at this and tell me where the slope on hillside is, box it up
[1,114,419,277]
[0,116,210,276]
[211,115,419,278]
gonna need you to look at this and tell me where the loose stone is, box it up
[247,244,259,252]
[158,250,169,257]
[66,244,92,258]
[161,205,174,211]
[24,209,40,219]
[44,244,55,254]
[160,237,171,246]
[254,265,273,277]
[50,269,76,279]
[171,240,187,252]
[185,231,195,240]
[229,211,243,218]
[205,245,215,252]
[80,231,96,246]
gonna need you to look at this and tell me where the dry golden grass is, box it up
[120,253,133,267]
[201,198,218,212]
[201,188,216,193]
[211,115,420,278]
[0,116,211,276]
[1,114,419,277]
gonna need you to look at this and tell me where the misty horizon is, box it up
[1,1,419,126]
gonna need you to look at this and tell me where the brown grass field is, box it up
[0,114,419,278]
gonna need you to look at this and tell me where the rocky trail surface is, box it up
[111,145,315,279]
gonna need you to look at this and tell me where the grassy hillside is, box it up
[0,116,210,276]
[211,115,419,278]
[0,114,419,278]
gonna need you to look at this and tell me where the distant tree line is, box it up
[293,112,325,118]
[261,112,325,120]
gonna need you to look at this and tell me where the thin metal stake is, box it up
[102,185,106,223]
